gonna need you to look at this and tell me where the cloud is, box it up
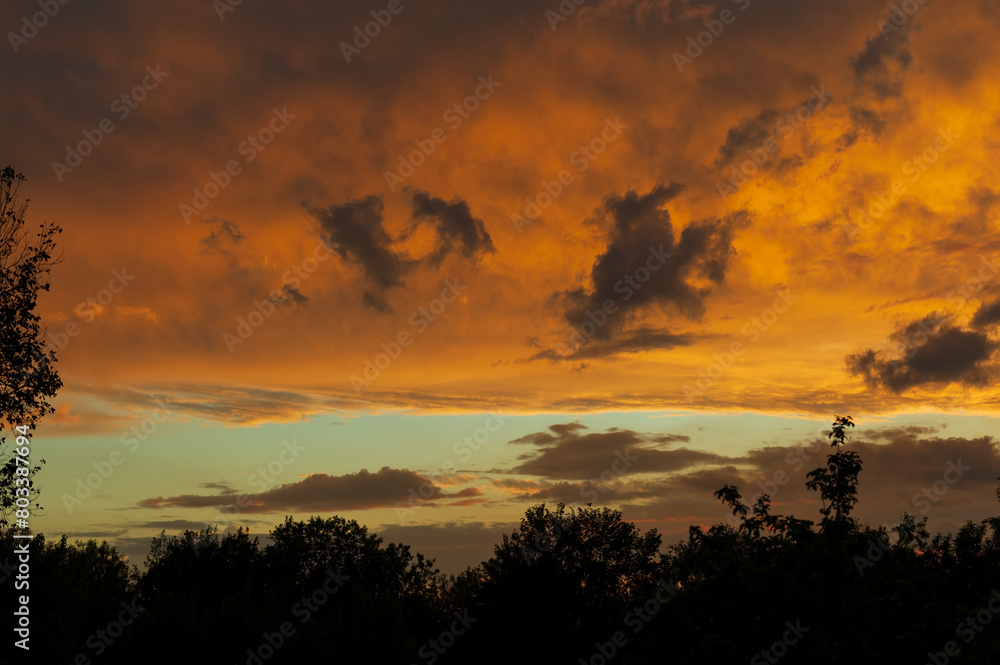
[134,519,234,531]
[952,186,1000,236]
[64,528,129,538]
[138,466,464,512]
[864,424,944,441]
[277,283,309,306]
[507,479,659,504]
[839,13,916,146]
[198,216,245,255]
[307,195,410,313]
[533,328,703,361]
[538,184,749,360]
[503,421,718,480]
[846,313,999,392]
[307,190,492,311]
[845,105,886,142]
[972,298,1000,328]
[375,521,517,575]
[714,108,782,170]
[408,189,495,264]
[850,19,913,99]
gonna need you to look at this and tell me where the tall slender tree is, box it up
[805,414,862,534]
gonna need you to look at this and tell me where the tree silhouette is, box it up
[0,166,62,527]
[446,503,662,663]
[805,414,862,534]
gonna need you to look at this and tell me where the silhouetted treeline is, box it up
[5,416,1000,664]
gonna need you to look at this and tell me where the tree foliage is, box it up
[0,165,62,430]
[805,414,863,533]
[0,166,62,527]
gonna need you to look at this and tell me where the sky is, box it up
[4,0,1000,575]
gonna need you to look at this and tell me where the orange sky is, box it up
[4,0,1000,573]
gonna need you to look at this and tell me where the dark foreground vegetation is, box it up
[4,416,1000,664]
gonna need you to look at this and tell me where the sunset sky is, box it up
[5,0,1000,574]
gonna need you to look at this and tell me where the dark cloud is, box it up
[864,424,944,441]
[134,519,234,531]
[846,313,999,392]
[953,186,1000,236]
[408,189,495,264]
[375,521,516,575]
[853,434,1000,491]
[664,466,748,497]
[843,105,886,145]
[842,16,914,145]
[277,283,309,306]
[508,479,654,504]
[198,481,237,494]
[307,191,491,312]
[138,467,458,512]
[850,20,913,98]
[198,216,245,254]
[559,329,701,360]
[715,89,833,171]
[520,328,702,363]
[714,108,781,169]
[972,299,1000,328]
[543,184,748,360]
[503,422,722,480]
[509,421,588,445]
[307,195,410,313]
[64,529,129,538]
